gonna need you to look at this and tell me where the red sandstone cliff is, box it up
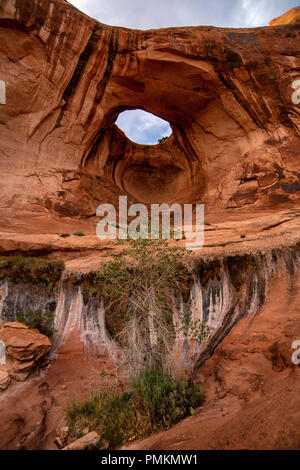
[270,7,300,26]
[0,0,299,228]
[0,1,299,452]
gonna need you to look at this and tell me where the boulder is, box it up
[62,432,100,451]
[0,322,51,384]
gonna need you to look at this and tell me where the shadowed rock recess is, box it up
[0,0,299,451]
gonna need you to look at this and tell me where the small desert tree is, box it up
[86,239,190,372]
[85,239,211,374]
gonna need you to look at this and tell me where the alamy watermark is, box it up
[0,80,5,105]
[96,197,204,251]
[292,340,300,365]
[291,80,300,105]
[0,340,6,365]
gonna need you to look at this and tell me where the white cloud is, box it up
[68,0,298,29]
[231,0,288,28]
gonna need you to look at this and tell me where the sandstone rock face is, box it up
[0,0,299,229]
[125,263,300,450]
[0,1,299,452]
[0,369,10,390]
[0,322,51,384]
[270,7,300,26]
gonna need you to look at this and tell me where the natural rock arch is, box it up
[0,0,299,220]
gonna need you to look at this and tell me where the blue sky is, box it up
[68,0,298,144]
[115,111,172,145]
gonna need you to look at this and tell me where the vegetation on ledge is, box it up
[83,239,192,372]
[0,256,64,290]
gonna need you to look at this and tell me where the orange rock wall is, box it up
[0,0,299,222]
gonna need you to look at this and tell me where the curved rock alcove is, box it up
[0,0,299,222]
[0,0,300,451]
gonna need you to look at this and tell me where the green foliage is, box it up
[0,256,64,290]
[175,314,212,346]
[16,309,55,339]
[65,368,204,449]
[84,239,191,370]
[157,136,169,144]
[175,300,212,347]
[66,387,137,449]
[131,368,203,428]
[73,231,85,237]
[188,319,212,344]
[88,239,189,300]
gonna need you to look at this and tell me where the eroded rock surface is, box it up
[0,1,299,231]
[270,7,300,26]
[0,1,299,452]
[125,264,300,450]
[62,431,100,450]
[0,370,10,390]
[0,322,51,384]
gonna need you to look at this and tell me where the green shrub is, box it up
[0,256,64,290]
[16,309,55,339]
[84,239,191,370]
[131,368,203,427]
[175,316,212,346]
[65,368,204,449]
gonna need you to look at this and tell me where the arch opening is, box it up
[115,109,172,145]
